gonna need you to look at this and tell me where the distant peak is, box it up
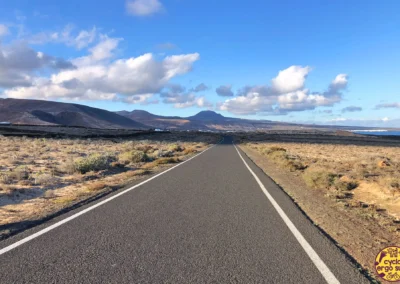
[132,110,152,114]
[189,110,225,121]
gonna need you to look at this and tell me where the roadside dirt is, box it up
[240,145,400,283]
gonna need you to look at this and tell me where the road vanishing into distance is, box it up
[0,137,369,283]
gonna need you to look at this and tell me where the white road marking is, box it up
[233,144,340,284]
[0,143,217,256]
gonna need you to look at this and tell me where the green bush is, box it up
[74,153,116,174]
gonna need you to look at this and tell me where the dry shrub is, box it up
[59,159,76,174]
[34,173,57,185]
[134,144,154,153]
[142,157,180,169]
[377,157,392,168]
[155,157,180,165]
[303,168,337,189]
[74,153,116,174]
[182,147,197,155]
[122,169,150,178]
[154,150,174,158]
[263,146,306,171]
[264,146,287,155]
[110,161,125,168]
[43,190,57,199]
[86,181,107,192]
[334,179,359,191]
[9,166,29,181]
[286,159,307,171]
[168,144,184,152]
[119,150,149,164]
[0,172,11,184]
[18,180,33,186]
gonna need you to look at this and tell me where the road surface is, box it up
[0,137,369,283]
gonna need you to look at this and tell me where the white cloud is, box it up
[195,97,213,108]
[27,25,97,49]
[89,35,120,61]
[219,65,348,115]
[278,89,333,111]
[73,35,122,66]
[126,0,164,16]
[220,92,275,115]
[117,94,154,104]
[271,65,311,94]
[163,53,200,80]
[74,27,97,49]
[0,24,9,37]
[0,42,75,88]
[3,35,200,103]
[160,84,212,108]
[173,95,212,109]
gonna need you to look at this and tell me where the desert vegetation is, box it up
[0,133,218,237]
[244,141,400,218]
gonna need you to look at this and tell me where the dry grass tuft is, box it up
[86,181,108,192]
[119,150,149,164]
[247,141,400,217]
[0,134,218,229]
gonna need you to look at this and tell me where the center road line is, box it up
[233,143,340,284]
[0,142,218,256]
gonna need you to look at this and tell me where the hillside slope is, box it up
[0,98,147,129]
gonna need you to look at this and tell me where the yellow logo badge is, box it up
[375,246,400,282]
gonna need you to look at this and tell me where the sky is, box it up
[0,0,399,127]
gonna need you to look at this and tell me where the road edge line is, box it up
[233,143,340,284]
[0,142,218,256]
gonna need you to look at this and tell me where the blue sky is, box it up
[0,0,399,127]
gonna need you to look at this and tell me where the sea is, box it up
[352,130,400,136]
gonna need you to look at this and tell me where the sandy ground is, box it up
[240,144,400,283]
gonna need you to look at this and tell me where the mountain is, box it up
[0,98,147,129]
[117,109,283,131]
[188,110,226,121]
[0,98,383,132]
[115,110,191,130]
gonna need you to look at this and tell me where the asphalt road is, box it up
[0,137,369,283]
